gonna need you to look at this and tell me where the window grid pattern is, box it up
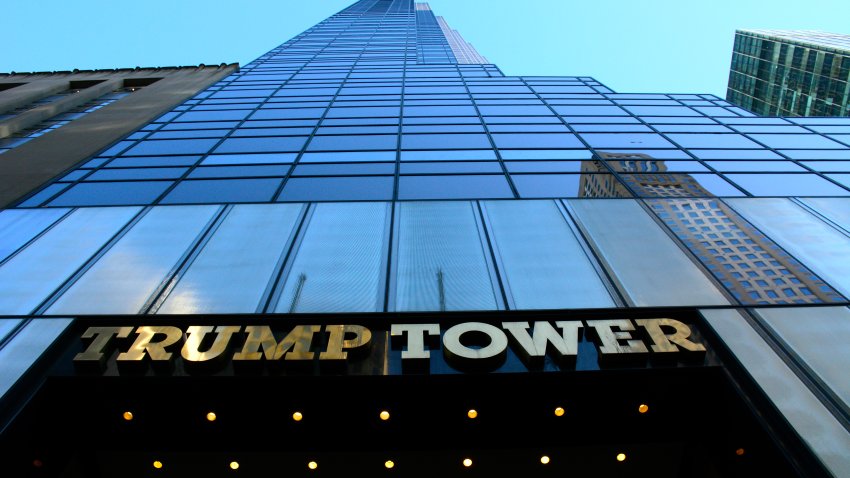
[11,0,850,208]
[2,199,845,318]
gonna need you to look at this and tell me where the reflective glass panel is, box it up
[726,198,850,298]
[0,207,141,314]
[47,205,219,315]
[482,200,615,309]
[158,204,303,314]
[393,202,499,311]
[567,199,729,306]
[273,202,389,313]
[0,208,69,262]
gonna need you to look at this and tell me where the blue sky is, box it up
[5,0,850,97]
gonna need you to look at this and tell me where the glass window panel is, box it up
[726,174,850,197]
[393,202,499,311]
[293,163,395,176]
[47,205,219,315]
[403,105,477,116]
[482,200,615,309]
[561,116,639,124]
[484,116,561,124]
[552,105,628,116]
[567,199,729,306]
[477,105,552,116]
[652,124,732,133]
[0,318,22,345]
[0,207,141,314]
[644,161,709,172]
[175,110,251,122]
[158,204,303,314]
[123,139,218,156]
[726,198,850,298]
[798,198,850,229]
[504,161,582,173]
[572,124,653,133]
[400,162,502,174]
[749,134,847,149]
[402,134,492,150]
[161,178,283,204]
[324,106,400,118]
[213,136,309,153]
[48,181,173,206]
[162,121,240,130]
[278,176,394,201]
[106,156,201,167]
[403,116,479,125]
[621,173,745,197]
[488,124,570,133]
[624,106,701,116]
[780,150,850,160]
[402,125,485,133]
[579,133,675,149]
[398,175,513,200]
[809,126,850,134]
[730,125,809,134]
[513,173,619,198]
[400,150,496,161]
[666,134,762,149]
[308,134,398,151]
[148,129,232,139]
[756,307,850,409]
[231,127,314,137]
[87,168,188,181]
[201,153,296,165]
[273,202,389,313]
[249,108,325,120]
[300,151,396,163]
[0,319,73,399]
[803,162,850,172]
[0,208,69,262]
[316,126,398,135]
[16,184,69,207]
[500,149,591,160]
[188,165,290,178]
[689,149,782,160]
[707,161,805,172]
[492,133,583,149]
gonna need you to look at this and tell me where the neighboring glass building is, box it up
[1,2,849,477]
[727,29,850,116]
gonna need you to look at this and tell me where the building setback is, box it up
[727,29,850,116]
[0,64,238,208]
[1,2,850,477]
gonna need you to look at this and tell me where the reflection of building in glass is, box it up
[583,151,715,197]
[648,198,843,305]
[727,29,850,116]
[584,151,843,305]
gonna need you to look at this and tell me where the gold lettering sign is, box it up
[74,318,706,372]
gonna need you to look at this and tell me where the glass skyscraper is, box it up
[1,2,849,477]
[727,29,850,116]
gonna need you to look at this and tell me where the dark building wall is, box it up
[0,64,238,208]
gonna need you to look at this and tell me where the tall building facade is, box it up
[727,29,850,116]
[1,2,850,477]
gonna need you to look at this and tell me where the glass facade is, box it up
[727,29,850,116]
[1,1,850,477]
